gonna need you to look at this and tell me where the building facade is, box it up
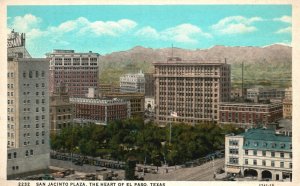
[47,49,100,97]
[7,57,50,178]
[70,97,131,125]
[99,83,120,94]
[219,102,283,127]
[144,73,155,97]
[283,87,292,119]
[225,128,292,181]
[49,83,74,135]
[247,88,285,101]
[120,71,145,93]
[154,57,231,124]
[102,92,145,118]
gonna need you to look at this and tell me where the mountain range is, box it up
[99,44,292,88]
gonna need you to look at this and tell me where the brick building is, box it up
[70,97,131,125]
[102,92,145,118]
[47,49,100,97]
[219,102,283,127]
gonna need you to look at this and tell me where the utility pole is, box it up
[242,62,244,99]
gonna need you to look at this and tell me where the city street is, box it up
[50,159,125,180]
[144,158,224,181]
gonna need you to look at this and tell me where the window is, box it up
[229,140,239,146]
[41,71,45,77]
[245,159,248,165]
[36,132,39,136]
[262,160,266,166]
[262,151,266,156]
[289,153,292,158]
[42,139,45,144]
[36,140,39,145]
[13,152,17,158]
[290,163,292,169]
[271,152,275,157]
[229,157,238,164]
[36,124,39,128]
[29,71,32,78]
[253,160,257,165]
[280,152,284,158]
[253,150,257,156]
[245,150,248,155]
[42,83,45,87]
[30,149,33,155]
[36,71,39,78]
[280,162,284,168]
[8,153,11,159]
[23,72,26,78]
[271,161,275,167]
[25,150,29,157]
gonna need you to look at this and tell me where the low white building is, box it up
[225,128,292,181]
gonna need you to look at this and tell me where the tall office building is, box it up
[120,71,145,93]
[154,57,231,124]
[7,31,50,178]
[47,49,100,97]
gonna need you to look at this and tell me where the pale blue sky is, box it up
[7,5,291,57]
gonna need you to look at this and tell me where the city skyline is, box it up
[7,5,291,57]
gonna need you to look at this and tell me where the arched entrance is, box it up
[262,170,272,180]
[244,169,258,177]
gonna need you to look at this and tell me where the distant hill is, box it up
[100,44,292,88]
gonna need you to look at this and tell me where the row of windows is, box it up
[7,141,15,147]
[7,72,14,78]
[7,84,14,88]
[24,123,45,129]
[23,71,45,78]
[245,150,292,158]
[244,159,292,168]
[244,141,291,149]
[7,92,14,96]
[35,83,46,88]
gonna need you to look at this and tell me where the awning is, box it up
[226,167,241,174]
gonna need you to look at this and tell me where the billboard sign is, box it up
[7,31,25,48]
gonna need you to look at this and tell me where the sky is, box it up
[7,5,292,58]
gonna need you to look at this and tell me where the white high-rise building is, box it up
[7,31,50,178]
[120,71,145,93]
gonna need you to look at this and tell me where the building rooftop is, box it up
[240,128,291,142]
[154,57,227,65]
[234,128,292,151]
[220,102,282,106]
